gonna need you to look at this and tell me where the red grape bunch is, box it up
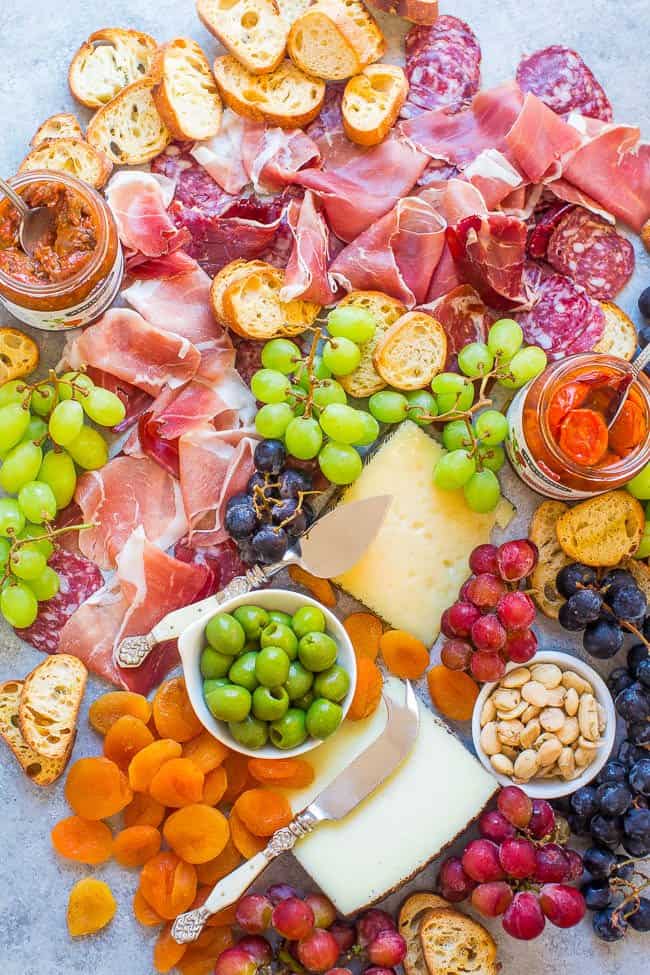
[437,786,585,940]
[440,540,539,682]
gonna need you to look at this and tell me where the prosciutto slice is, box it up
[105,170,191,257]
[122,260,220,344]
[505,93,581,183]
[281,192,337,304]
[463,149,525,209]
[191,111,250,194]
[420,179,487,300]
[446,213,527,309]
[241,124,321,193]
[421,284,493,370]
[84,368,153,433]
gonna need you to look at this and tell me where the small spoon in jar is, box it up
[604,344,650,429]
[0,176,56,258]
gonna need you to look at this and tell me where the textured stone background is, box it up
[0,1,649,973]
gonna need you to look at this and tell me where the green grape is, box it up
[368,390,408,424]
[356,411,380,446]
[474,409,508,446]
[9,547,47,581]
[488,318,523,359]
[82,387,126,426]
[286,385,306,416]
[498,347,548,389]
[322,337,361,377]
[30,383,56,417]
[250,368,291,404]
[18,524,54,560]
[312,379,347,410]
[0,537,10,566]
[0,403,30,451]
[1,581,38,628]
[627,462,650,500]
[477,444,506,473]
[327,305,376,344]
[21,415,48,445]
[319,404,366,444]
[285,417,323,460]
[0,441,43,494]
[0,498,25,537]
[463,469,501,513]
[457,342,494,378]
[261,338,302,375]
[66,427,108,470]
[295,355,331,390]
[442,419,474,452]
[48,400,84,446]
[18,481,57,524]
[38,449,77,509]
[58,371,95,401]
[405,390,437,427]
[634,522,650,559]
[433,449,476,490]
[0,380,30,407]
[255,403,294,439]
[431,373,475,414]
[318,442,362,485]
[27,565,60,602]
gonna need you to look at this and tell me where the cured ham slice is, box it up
[305,84,350,170]
[505,93,581,183]
[463,149,525,209]
[516,46,613,122]
[75,455,188,569]
[125,248,198,280]
[241,125,321,194]
[122,260,220,344]
[105,171,191,257]
[64,308,201,396]
[420,179,486,301]
[446,213,527,310]
[191,110,250,194]
[421,284,493,370]
[281,192,337,304]
[174,537,249,592]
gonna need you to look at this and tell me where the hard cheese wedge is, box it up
[334,420,497,644]
[288,678,497,915]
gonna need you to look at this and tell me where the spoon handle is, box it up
[632,343,650,377]
[0,177,28,217]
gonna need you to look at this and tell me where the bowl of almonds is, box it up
[471,651,616,798]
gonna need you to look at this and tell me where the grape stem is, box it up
[301,327,322,419]
[574,582,650,650]
[0,521,97,588]
[610,860,650,924]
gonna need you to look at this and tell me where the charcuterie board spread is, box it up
[1,1,650,973]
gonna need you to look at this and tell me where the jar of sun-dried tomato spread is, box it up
[506,353,650,500]
[0,170,122,330]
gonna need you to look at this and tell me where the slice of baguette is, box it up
[86,78,171,165]
[0,681,69,786]
[365,0,439,23]
[288,0,386,81]
[213,56,325,128]
[594,301,637,361]
[210,259,269,325]
[373,311,447,390]
[277,0,313,23]
[399,893,448,975]
[420,908,498,975]
[152,38,222,142]
[529,500,571,619]
[68,28,158,109]
[556,490,645,568]
[622,556,650,602]
[197,0,289,75]
[19,138,113,190]
[19,655,87,761]
[337,291,406,398]
[343,64,408,146]
[31,114,84,148]
[222,263,320,339]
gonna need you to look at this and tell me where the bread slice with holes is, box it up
[18,655,87,761]
[399,893,448,975]
[337,291,406,398]
[0,680,70,787]
[277,0,313,23]
[556,490,645,568]
[212,56,325,128]
[373,311,447,390]
[343,64,408,146]
[222,262,320,339]
[288,0,386,81]
[197,0,289,75]
[86,78,170,165]
[594,301,638,361]
[31,114,84,148]
[152,38,222,141]
[68,28,157,109]
[19,138,113,190]
[420,908,498,975]
[529,500,571,619]
[210,259,269,325]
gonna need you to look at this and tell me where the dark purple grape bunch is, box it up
[580,844,650,942]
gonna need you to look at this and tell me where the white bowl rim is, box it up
[471,651,616,799]
[178,588,357,758]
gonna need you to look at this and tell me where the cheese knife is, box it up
[171,680,420,944]
[116,494,392,669]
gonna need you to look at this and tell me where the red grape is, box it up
[356,909,396,947]
[268,883,300,904]
[236,894,273,933]
[237,936,273,966]
[528,799,555,840]
[496,540,538,582]
[478,809,516,843]
[446,601,481,637]
[215,947,258,975]
[471,614,506,652]
[469,544,499,576]
[305,893,336,929]
[497,785,533,828]
[367,930,407,967]
[441,639,473,671]
[539,884,586,928]
[534,844,571,883]
[459,579,474,601]
[296,930,341,972]
[272,897,315,940]
[564,849,584,882]
[499,837,537,879]
[326,970,353,975]
[364,969,395,975]
[465,574,506,609]
[440,609,456,638]
[502,891,545,940]
[504,629,537,663]
[329,922,355,953]
[470,651,506,682]
[437,856,476,902]
[496,592,536,630]
[461,839,505,883]
[471,881,513,917]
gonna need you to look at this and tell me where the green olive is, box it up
[228,651,259,692]
[205,684,251,722]
[268,610,293,627]
[284,660,314,701]
[261,621,298,659]
[291,605,326,639]
[305,698,343,739]
[298,631,338,672]
[200,646,232,680]
[313,664,350,703]
[205,612,246,656]
[233,605,270,641]
[229,715,268,750]
[252,686,290,722]
[255,646,290,688]
[270,708,308,750]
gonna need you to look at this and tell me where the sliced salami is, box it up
[421,284,493,370]
[516,46,613,122]
[232,335,264,386]
[546,207,635,300]
[402,16,481,119]
[526,203,575,259]
[518,264,605,359]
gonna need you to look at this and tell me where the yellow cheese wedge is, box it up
[334,421,497,644]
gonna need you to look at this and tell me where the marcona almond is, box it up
[597,702,607,734]
[558,747,576,779]
[493,688,521,711]
[521,704,541,723]
[514,749,539,780]
[502,667,531,689]
[497,701,528,721]
[538,736,562,766]
[531,663,563,689]
[577,735,599,750]
[522,681,548,707]
[557,716,580,745]
[539,707,565,732]
[480,722,500,755]
[578,693,600,741]
[544,686,567,708]
[497,720,524,747]
[501,745,519,761]
[564,687,579,716]
[575,746,597,767]
[520,719,541,749]
[561,671,593,695]
[491,753,514,775]
[480,696,497,727]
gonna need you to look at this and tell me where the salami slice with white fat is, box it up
[402,16,481,119]
[526,202,575,259]
[516,45,612,121]
[421,284,493,370]
[546,207,635,300]
[232,335,264,386]
[517,264,605,360]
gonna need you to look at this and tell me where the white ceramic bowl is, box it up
[471,651,616,799]
[179,589,357,758]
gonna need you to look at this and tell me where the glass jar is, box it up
[0,170,122,330]
[506,353,650,500]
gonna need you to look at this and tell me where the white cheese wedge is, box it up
[334,421,497,644]
[288,678,497,916]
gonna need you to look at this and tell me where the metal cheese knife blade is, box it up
[116,495,392,669]
[171,680,420,944]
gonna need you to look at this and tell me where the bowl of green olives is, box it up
[178,589,357,757]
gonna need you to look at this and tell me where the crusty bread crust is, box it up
[213,56,325,128]
[288,0,385,81]
[337,291,406,398]
[528,500,571,619]
[373,311,447,390]
[0,681,71,787]
[222,263,319,339]
[31,114,84,148]
[556,490,645,568]
[399,893,449,975]
[86,78,170,165]
[210,259,269,326]
[420,907,498,975]
[68,27,157,109]
[152,38,222,141]
[19,138,113,189]
[594,301,637,361]
[19,655,87,761]
[343,64,408,146]
[197,0,289,75]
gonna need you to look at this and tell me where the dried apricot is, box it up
[67,878,116,937]
[89,691,152,735]
[195,926,233,952]
[179,942,232,975]
[124,793,166,829]
[65,757,133,819]
[104,715,154,770]
[114,825,162,867]
[203,766,228,806]
[288,565,336,607]
[133,886,163,926]
[229,809,266,858]
[150,758,205,808]
[128,739,182,792]
[344,612,383,661]
[164,804,230,864]
[195,840,241,885]
[51,816,113,865]
[221,751,252,804]
[347,657,383,720]
[380,629,430,679]
[233,788,292,837]
[154,923,187,973]
[248,757,314,789]
[140,852,197,919]
[182,732,229,773]
[153,677,203,742]
[427,664,479,721]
